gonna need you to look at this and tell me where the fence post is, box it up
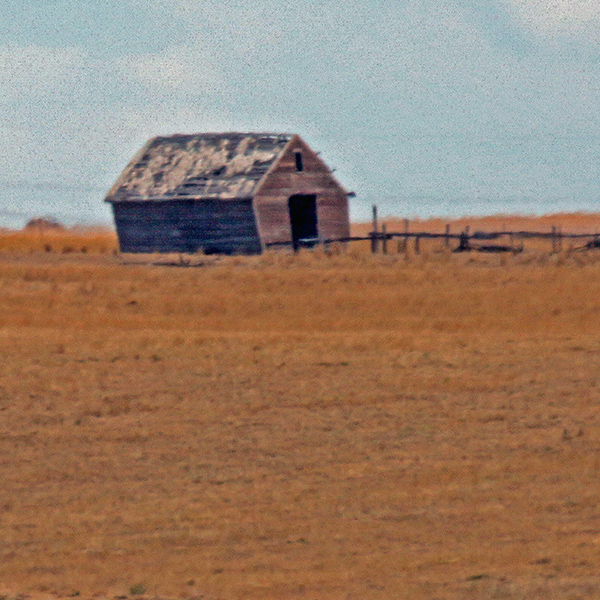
[371,204,379,254]
[415,234,420,254]
[382,224,388,255]
[458,226,471,252]
[551,226,557,253]
[558,226,563,252]
[445,224,450,249]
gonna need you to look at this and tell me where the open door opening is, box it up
[288,194,318,251]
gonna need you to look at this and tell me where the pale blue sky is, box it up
[2,0,600,226]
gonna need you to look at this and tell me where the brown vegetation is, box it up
[352,212,600,236]
[2,216,600,599]
[0,227,118,254]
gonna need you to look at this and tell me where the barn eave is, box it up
[105,194,256,204]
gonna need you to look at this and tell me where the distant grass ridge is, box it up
[0,227,118,253]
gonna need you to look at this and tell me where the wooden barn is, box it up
[105,132,351,254]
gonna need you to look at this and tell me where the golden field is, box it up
[0,227,118,255]
[2,216,600,600]
[352,212,600,236]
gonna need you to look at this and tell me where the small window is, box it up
[294,151,304,172]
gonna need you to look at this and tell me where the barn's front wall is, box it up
[253,136,350,247]
[112,199,262,254]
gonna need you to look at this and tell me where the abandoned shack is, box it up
[105,132,351,254]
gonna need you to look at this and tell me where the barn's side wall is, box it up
[111,199,262,254]
[253,137,350,246]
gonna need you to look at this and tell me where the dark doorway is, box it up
[288,194,318,250]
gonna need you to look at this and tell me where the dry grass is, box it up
[352,212,600,254]
[0,227,118,254]
[2,216,600,599]
[352,212,600,236]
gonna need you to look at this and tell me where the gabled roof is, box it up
[105,133,294,202]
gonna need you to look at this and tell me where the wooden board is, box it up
[112,200,262,254]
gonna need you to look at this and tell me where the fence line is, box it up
[266,223,600,254]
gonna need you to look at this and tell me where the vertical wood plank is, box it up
[558,226,563,252]
[371,205,379,254]
[382,224,388,255]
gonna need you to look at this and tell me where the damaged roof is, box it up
[105,132,294,202]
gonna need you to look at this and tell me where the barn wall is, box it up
[253,136,350,246]
[111,199,262,254]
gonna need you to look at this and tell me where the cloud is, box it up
[0,45,87,100]
[117,46,223,95]
[110,104,235,145]
[0,121,36,180]
[507,0,600,34]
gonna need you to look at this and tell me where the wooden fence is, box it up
[363,225,600,254]
[266,205,600,254]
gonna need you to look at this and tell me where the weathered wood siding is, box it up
[112,200,262,254]
[253,136,350,246]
